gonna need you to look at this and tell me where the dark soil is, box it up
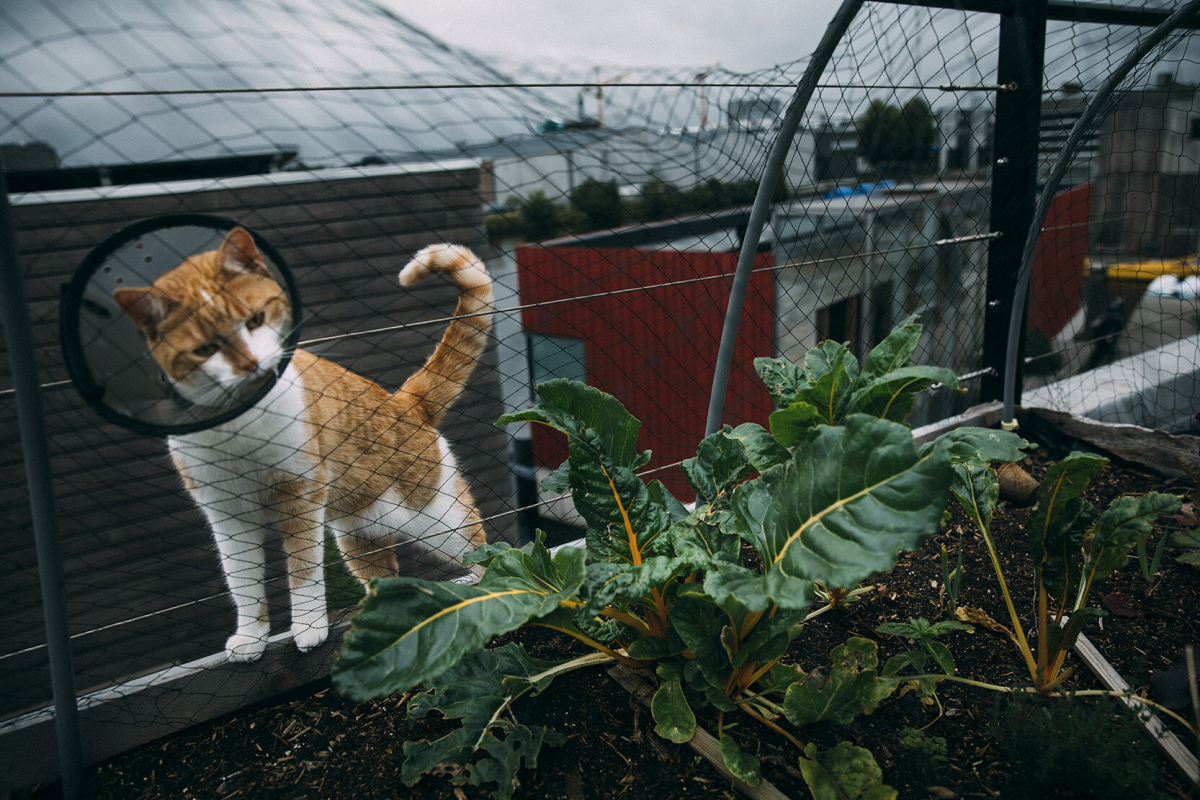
[32,442,1200,799]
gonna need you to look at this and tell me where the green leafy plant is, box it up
[1135,530,1169,596]
[1172,527,1200,570]
[896,726,948,764]
[876,617,972,714]
[940,537,964,617]
[947,447,1181,693]
[331,318,981,799]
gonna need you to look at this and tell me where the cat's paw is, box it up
[291,620,329,653]
[225,626,270,662]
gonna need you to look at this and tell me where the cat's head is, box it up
[113,227,292,408]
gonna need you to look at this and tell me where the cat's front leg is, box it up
[273,480,329,653]
[211,521,272,662]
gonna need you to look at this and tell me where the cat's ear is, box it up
[113,287,175,340]
[219,227,269,277]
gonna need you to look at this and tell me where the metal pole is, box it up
[979,0,1047,406]
[1002,0,1200,424]
[704,0,866,436]
[0,168,83,798]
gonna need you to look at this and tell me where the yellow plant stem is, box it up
[896,674,1197,734]
[1036,582,1051,687]
[741,701,807,751]
[532,621,645,670]
[559,599,653,638]
[649,587,670,635]
[978,523,1039,680]
[602,464,642,566]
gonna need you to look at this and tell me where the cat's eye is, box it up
[246,311,266,330]
[192,342,219,358]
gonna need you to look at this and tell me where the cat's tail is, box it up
[397,244,494,425]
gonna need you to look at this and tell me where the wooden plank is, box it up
[9,168,479,230]
[606,664,792,800]
[1018,406,1200,478]
[1073,630,1200,784]
[14,188,484,255]
[0,620,354,790]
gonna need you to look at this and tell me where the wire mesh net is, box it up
[2,0,1200,781]
[1021,13,1200,434]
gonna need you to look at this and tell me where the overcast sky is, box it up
[392,0,837,72]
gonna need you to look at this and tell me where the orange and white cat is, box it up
[113,228,492,662]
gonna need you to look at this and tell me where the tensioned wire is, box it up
[0,229,1006,397]
[0,82,1016,98]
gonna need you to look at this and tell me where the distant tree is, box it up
[570,178,623,230]
[513,191,561,241]
[856,96,936,171]
[899,96,936,166]
[638,176,685,221]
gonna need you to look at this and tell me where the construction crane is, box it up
[577,69,628,129]
[694,64,720,130]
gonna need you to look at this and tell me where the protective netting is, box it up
[2,0,1199,784]
[1020,12,1200,434]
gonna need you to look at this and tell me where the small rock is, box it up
[927,786,957,799]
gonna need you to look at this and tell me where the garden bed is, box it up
[33,436,1197,800]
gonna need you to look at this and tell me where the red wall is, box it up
[516,245,776,498]
[1029,183,1092,339]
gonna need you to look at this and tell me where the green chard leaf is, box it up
[402,643,570,800]
[769,401,823,447]
[860,314,922,382]
[803,340,858,425]
[656,505,740,565]
[667,591,729,692]
[1082,492,1182,588]
[720,734,764,787]
[500,380,674,563]
[651,679,696,743]
[784,637,884,727]
[927,428,1031,532]
[682,428,757,507]
[702,561,773,613]
[729,414,952,611]
[947,460,1001,532]
[1172,529,1200,570]
[799,741,897,800]
[724,422,791,471]
[1028,452,1107,602]
[926,426,1033,465]
[569,427,671,562]
[846,365,959,423]
[734,608,806,670]
[579,555,697,618]
[755,356,809,408]
[333,540,584,700]
[498,379,644,468]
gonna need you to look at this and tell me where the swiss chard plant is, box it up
[947,446,1182,693]
[331,316,997,799]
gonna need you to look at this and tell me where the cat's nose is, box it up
[224,346,260,376]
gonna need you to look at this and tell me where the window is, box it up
[816,283,892,352]
[527,334,586,387]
